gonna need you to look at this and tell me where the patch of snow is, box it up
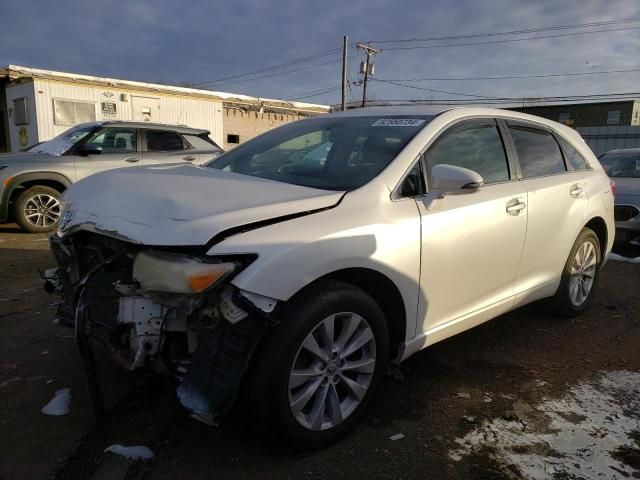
[608,253,640,264]
[104,444,154,460]
[449,370,640,479]
[41,388,71,416]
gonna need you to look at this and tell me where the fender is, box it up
[0,172,72,221]
[207,184,423,342]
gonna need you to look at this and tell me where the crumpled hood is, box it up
[60,164,344,246]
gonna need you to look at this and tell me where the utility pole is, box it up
[357,43,381,108]
[341,35,348,111]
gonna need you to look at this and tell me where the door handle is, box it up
[124,157,140,163]
[506,198,526,215]
[570,184,584,197]
[183,155,196,161]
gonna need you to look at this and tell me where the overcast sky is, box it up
[1,0,638,106]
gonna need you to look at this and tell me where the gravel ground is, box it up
[0,223,638,480]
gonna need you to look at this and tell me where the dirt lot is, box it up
[0,224,638,480]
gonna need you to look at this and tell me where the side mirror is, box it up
[430,164,483,194]
[77,145,102,156]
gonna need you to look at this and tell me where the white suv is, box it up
[47,107,614,449]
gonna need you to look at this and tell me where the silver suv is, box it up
[0,121,223,232]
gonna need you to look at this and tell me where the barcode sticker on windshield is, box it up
[372,119,426,127]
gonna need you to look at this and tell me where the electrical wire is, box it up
[379,26,640,50]
[194,45,358,87]
[366,17,640,44]
[350,92,640,106]
[372,78,508,99]
[287,86,341,101]
[376,67,640,82]
[205,58,341,88]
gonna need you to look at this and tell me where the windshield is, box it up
[209,115,432,190]
[29,124,97,156]
[600,151,640,178]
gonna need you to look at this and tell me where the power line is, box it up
[287,86,341,101]
[354,91,640,106]
[205,58,341,88]
[372,78,506,99]
[366,17,640,44]
[378,67,640,82]
[371,77,640,102]
[193,46,345,86]
[380,25,640,51]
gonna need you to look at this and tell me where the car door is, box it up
[415,119,528,340]
[142,129,196,165]
[73,127,141,181]
[504,121,589,302]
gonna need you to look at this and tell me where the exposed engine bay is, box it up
[45,231,276,423]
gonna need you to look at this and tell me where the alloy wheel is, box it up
[23,194,61,228]
[569,240,597,306]
[288,312,377,431]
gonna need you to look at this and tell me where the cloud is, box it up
[0,0,638,105]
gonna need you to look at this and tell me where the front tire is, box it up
[250,280,389,450]
[14,185,62,233]
[550,227,601,317]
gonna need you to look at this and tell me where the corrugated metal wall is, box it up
[577,126,640,156]
[32,79,224,146]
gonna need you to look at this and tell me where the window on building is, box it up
[227,134,240,144]
[425,122,510,185]
[84,128,137,153]
[607,110,621,125]
[13,97,29,125]
[509,126,566,178]
[557,136,589,171]
[53,99,96,125]
[145,130,186,151]
[558,113,570,123]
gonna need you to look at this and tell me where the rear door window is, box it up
[509,126,566,178]
[183,134,222,151]
[145,130,186,152]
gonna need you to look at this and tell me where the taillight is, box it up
[610,179,617,195]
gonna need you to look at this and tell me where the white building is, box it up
[0,65,330,153]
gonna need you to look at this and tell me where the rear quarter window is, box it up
[183,134,222,151]
[509,126,566,178]
[557,136,590,171]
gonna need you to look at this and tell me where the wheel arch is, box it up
[290,267,407,360]
[584,216,608,259]
[3,172,70,221]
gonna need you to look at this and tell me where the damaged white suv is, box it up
[46,107,614,449]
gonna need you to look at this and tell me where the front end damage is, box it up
[46,230,276,424]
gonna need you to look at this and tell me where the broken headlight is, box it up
[133,251,236,294]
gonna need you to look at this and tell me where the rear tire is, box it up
[14,185,62,233]
[249,280,389,450]
[549,227,601,318]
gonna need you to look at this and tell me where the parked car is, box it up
[598,148,640,244]
[45,107,614,449]
[0,121,223,232]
